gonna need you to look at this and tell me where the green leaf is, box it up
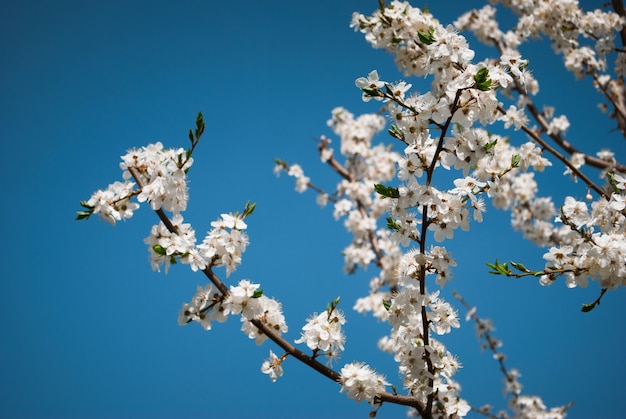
[384,83,393,96]
[388,124,405,141]
[327,296,341,313]
[75,210,92,220]
[474,67,489,82]
[486,259,511,275]
[418,27,435,45]
[188,129,195,144]
[485,261,499,273]
[195,112,205,139]
[386,216,401,231]
[510,261,530,273]
[76,201,95,220]
[243,200,256,217]
[483,138,498,151]
[382,299,391,311]
[152,244,167,256]
[581,302,596,312]
[498,261,511,275]
[511,154,521,168]
[361,87,382,98]
[252,289,263,298]
[607,172,620,194]
[475,80,492,91]
[473,67,492,91]
[374,184,399,198]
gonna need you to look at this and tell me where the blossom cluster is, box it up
[339,362,389,406]
[295,305,346,364]
[178,284,227,330]
[82,140,282,340]
[466,1,625,78]
[224,280,288,346]
[542,191,626,289]
[84,141,191,224]
[378,286,467,415]
[178,279,288,347]
[84,180,139,225]
[277,107,402,276]
[142,212,249,276]
[453,2,626,291]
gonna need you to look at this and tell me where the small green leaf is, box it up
[195,112,205,137]
[486,259,511,275]
[188,129,195,144]
[383,300,391,311]
[75,210,92,220]
[581,302,596,312]
[386,216,401,231]
[511,154,521,168]
[252,289,263,298]
[361,87,382,98]
[510,261,530,273]
[607,172,620,194]
[418,27,435,45]
[483,139,498,151]
[384,84,394,96]
[497,261,511,275]
[474,67,489,82]
[243,200,256,217]
[327,296,341,313]
[473,67,492,91]
[476,80,492,91]
[374,184,399,198]
[486,262,498,273]
[152,244,167,256]
[388,124,405,141]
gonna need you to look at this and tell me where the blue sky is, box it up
[1,0,625,418]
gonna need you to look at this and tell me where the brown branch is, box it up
[522,101,626,173]
[128,165,430,416]
[497,105,607,197]
[317,138,387,269]
[490,37,626,173]
[612,0,626,48]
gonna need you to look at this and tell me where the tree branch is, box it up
[496,105,607,197]
[128,165,430,416]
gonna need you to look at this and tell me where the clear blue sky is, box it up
[1,1,625,418]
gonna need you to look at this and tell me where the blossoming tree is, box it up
[77,1,626,417]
